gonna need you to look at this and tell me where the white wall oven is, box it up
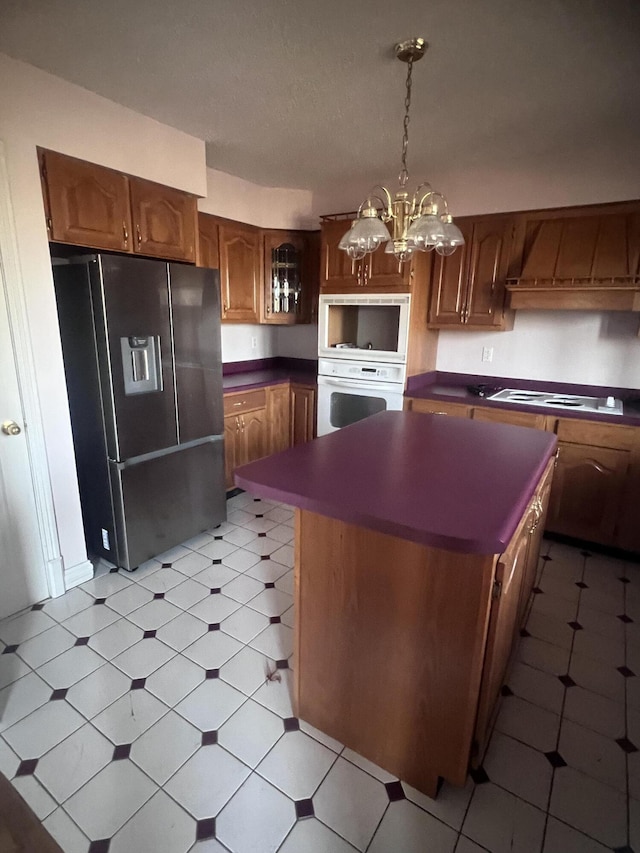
[318,293,411,364]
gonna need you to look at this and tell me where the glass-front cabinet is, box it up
[262,231,307,325]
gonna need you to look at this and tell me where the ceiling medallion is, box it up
[339,37,464,263]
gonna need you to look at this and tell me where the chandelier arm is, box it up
[414,189,450,218]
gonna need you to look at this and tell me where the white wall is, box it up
[221,325,276,362]
[0,53,206,581]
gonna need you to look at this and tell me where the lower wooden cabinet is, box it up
[224,381,316,490]
[472,407,548,430]
[407,399,472,418]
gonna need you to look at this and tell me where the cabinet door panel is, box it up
[466,218,512,327]
[242,411,268,464]
[366,248,412,290]
[473,407,548,430]
[43,150,131,251]
[129,178,196,262]
[267,385,291,454]
[291,385,316,445]
[428,233,470,325]
[219,223,261,323]
[409,399,471,418]
[224,416,240,489]
[546,443,628,544]
[321,219,357,289]
[198,213,219,269]
[263,231,306,324]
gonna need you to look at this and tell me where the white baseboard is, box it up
[64,559,94,590]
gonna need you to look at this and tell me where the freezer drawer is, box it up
[108,438,226,570]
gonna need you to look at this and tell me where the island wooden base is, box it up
[293,510,497,796]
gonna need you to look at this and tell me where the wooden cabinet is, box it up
[40,149,131,252]
[546,418,635,546]
[320,217,412,292]
[197,213,219,270]
[472,407,549,430]
[39,149,197,261]
[262,230,318,325]
[218,220,262,323]
[406,398,472,418]
[428,215,515,329]
[291,383,316,445]
[266,385,291,454]
[506,201,640,311]
[129,177,196,262]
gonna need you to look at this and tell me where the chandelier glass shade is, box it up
[339,38,464,263]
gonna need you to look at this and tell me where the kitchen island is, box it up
[235,411,557,797]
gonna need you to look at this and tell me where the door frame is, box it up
[0,141,65,599]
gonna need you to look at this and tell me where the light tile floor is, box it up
[1,490,639,852]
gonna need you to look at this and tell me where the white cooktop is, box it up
[488,388,623,416]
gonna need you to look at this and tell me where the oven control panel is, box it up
[318,357,405,385]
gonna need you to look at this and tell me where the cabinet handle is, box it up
[223,301,228,315]
[236,417,240,433]
[363,263,369,286]
[357,266,362,287]
[233,402,243,407]
[46,217,52,234]
[241,416,245,432]
[122,221,129,247]
[136,223,141,246]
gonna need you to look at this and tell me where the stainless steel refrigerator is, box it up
[53,254,226,571]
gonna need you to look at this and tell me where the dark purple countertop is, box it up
[235,410,558,555]
[406,371,640,426]
[222,357,317,392]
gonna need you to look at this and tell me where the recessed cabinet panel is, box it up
[42,150,131,251]
[129,178,196,262]
[219,222,261,323]
[263,232,306,324]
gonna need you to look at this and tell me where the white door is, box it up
[0,258,50,618]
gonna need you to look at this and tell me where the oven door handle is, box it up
[319,377,404,393]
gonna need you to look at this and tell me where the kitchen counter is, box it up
[406,371,640,426]
[222,357,316,393]
[235,409,557,554]
[235,410,556,797]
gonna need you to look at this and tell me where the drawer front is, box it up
[472,406,549,430]
[409,399,472,418]
[223,389,267,416]
[555,417,636,450]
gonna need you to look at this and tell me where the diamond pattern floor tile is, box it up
[164,744,249,819]
[109,789,196,853]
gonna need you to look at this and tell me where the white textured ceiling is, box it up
[1,0,640,205]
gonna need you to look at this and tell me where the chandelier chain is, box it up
[399,56,413,188]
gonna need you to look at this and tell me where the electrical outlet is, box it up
[482,346,494,363]
[251,336,257,349]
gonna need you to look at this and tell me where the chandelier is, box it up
[339,38,464,263]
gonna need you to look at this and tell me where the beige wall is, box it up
[0,53,207,578]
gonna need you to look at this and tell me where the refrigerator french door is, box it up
[54,254,226,571]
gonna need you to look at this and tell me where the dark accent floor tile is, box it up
[385,781,405,801]
[519,628,531,638]
[616,737,638,754]
[212,559,222,565]
[619,614,633,623]
[265,582,275,589]
[161,563,172,569]
[214,536,223,541]
[500,685,514,697]
[541,555,552,562]
[2,645,19,654]
[74,636,90,646]
[295,798,315,818]
[109,567,119,574]
[206,669,219,679]
[50,688,68,700]
[558,674,576,688]
[276,659,289,670]
[283,717,299,732]
[226,488,243,499]
[153,592,165,600]
[469,766,490,784]
[575,582,588,589]
[258,532,267,538]
[545,750,567,768]
[253,498,261,502]
[31,603,45,611]
[88,840,111,853]
[270,616,281,624]
[201,730,218,746]
[208,624,220,632]
[618,666,636,678]
[567,621,583,631]
[210,588,221,595]
[532,587,543,595]
[16,759,38,776]
[94,598,107,605]
[130,678,146,690]
[260,555,271,561]
[613,846,635,853]
[580,550,592,557]
[196,817,216,840]
[112,744,131,760]
[620,577,631,584]
[255,514,264,519]
[143,630,157,639]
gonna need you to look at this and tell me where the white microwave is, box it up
[317,293,411,364]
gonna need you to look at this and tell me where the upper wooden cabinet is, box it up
[428,215,516,330]
[506,201,640,310]
[218,219,262,323]
[40,149,132,252]
[197,212,219,270]
[129,177,196,262]
[39,149,198,262]
[320,217,412,292]
[262,230,319,325]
